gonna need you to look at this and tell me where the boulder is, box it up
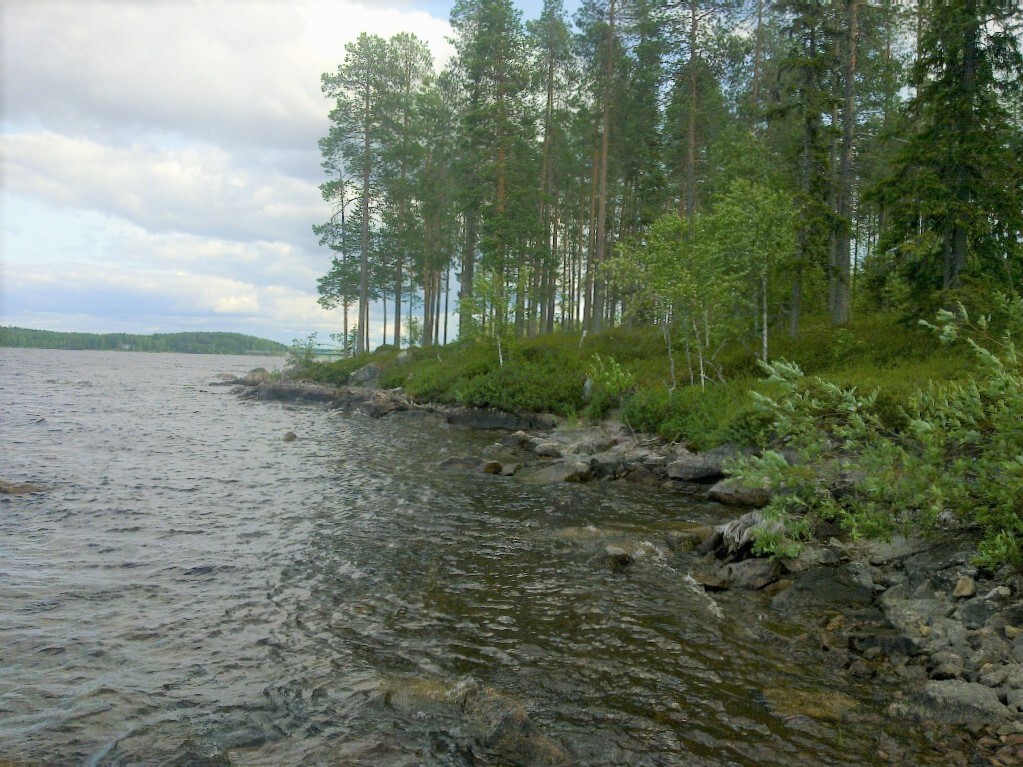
[913,680,1012,725]
[771,563,877,615]
[665,454,724,482]
[707,479,771,508]
[533,441,563,458]
[482,461,504,475]
[348,363,381,386]
[590,545,634,572]
[956,598,999,630]
[547,426,619,455]
[519,461,592,484]
[722,557,782,590]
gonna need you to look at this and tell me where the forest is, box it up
[308,0,1023,566]
[314,0,1022,361]
[0,327,288,355]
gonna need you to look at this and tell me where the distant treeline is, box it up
[0,327,288,355]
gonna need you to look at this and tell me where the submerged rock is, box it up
[0,480,46,495]
[282,431,298,442]
[519,461,592,484]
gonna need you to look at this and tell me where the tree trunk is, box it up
[831,0,858,325]
[591,0,614,331]
[685,0,698,219]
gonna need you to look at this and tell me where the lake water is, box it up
[0,348,957,765]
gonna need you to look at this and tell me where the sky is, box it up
[1,0,555,346]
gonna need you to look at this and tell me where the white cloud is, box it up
[0,0,455,340]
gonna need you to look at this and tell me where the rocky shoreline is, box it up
[224,369,1023,764]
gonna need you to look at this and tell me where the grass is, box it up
[295,312,975,449]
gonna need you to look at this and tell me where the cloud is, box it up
[1,0,456,340]
[3,131,329,245]
[2,0,453,151]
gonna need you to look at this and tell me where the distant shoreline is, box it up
[0,326,288,355]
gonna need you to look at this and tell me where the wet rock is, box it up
[707,478,771,508]
[623,465,661,486]
[591,545,634,572]
[482,461,504,475]
[1008,689,1023,714]
[698,510,784,561]
[849,631,919,657]
[348,363,381,385]
[722,557,782,590]
[499,430,533,449]
[519,461,592,484]
[953,576,977,599]
[500,463,520,477]
[547,426,618,454]
[282,431,298,442]
[911,680,1012,726]
[0,480,46,495]
[533,441,563,458]
[771,563,877,615]
[665,453,724,482]
[664,526,713,553]
[208,372,239,385]
[450,679,571,766]
[246,381,338,404]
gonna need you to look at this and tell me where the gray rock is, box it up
[533,441,563,458]
[722,558,782,590]
[500,463,520,477]
[957,598,998,630]
[548,426,619,455]
[665,454,724,482]
[917,680,1012,725]
[927,651,964,680]
[1008,689,1023,713]
[771,563,877,614]
[282,431,298,442]
[348,363,381,385]
[499,430,533,449]
[1002,601,1023,626]
[707,479,771,508]
[966,629,1010,669]
[519,461,592,484]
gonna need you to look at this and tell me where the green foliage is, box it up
[286,333,319,372]
[584,354,635,419]
[728,299,1023,568]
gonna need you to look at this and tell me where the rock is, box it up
[953,576,977,599]
[985,586,1012,601]
[482,461,504,475]
[209,372,239,385]
[957,598,999,630]
[500,463,520,477]
[1008,689,1023,714]
[779,545,840,573]
[282,431,298,442]
[722,557,782,590]
[915,680,1012,725]
[664,526,714,553]
[864,535,932,566]
[499,430,533,449]
[849,631,919,657]
[665,454,725,482]
[1002,602,1023,626]
[240,367,272,385]
[698,510,785,560]
[533,441,563,458]
[362,389,409,418]
[0,480,46,495]
[771,563,877,615]
[348,363,381,385]
[246,381,339,404]
[547,426,619,455]
[591,545,634,572]
[927,651,965,680]
[519,461,592,484]
[707,479,771,508]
